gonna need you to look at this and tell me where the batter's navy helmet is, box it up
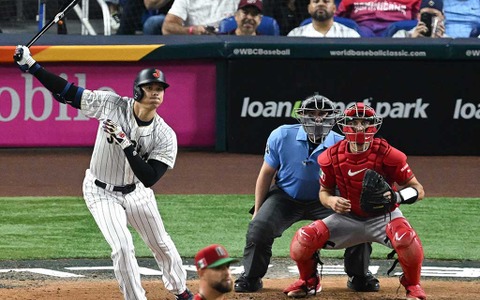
[133,68,169,101]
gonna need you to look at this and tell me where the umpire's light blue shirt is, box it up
[264,124,344,201]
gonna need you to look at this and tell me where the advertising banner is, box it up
[226,59,480,155]
[0,61,217,147]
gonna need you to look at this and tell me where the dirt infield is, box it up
[0,148,479,299]
[1,148,479,197]
[1,277,479,300]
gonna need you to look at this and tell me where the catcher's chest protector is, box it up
[330,139,390,202]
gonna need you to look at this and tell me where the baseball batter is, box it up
[284,103,426,300]
[14,46,193,300]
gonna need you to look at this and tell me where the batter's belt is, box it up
[94,179,136,194]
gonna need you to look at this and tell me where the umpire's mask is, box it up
[294,95,337,144]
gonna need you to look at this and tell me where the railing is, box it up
[72,0,111,36]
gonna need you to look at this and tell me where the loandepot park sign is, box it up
[240,97,480,120]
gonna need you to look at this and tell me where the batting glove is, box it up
[13,45,37,72]
[102,119,133,149]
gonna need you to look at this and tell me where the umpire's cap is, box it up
[133,68,169,101]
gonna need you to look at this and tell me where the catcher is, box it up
[284,103,427,300]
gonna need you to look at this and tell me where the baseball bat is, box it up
[26,0,80,48]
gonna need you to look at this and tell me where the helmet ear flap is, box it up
[133,83,143,101]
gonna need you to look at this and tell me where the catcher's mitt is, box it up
[360,169,396,214]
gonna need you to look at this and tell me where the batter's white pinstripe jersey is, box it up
[167,0,239,27]
[80,89,177,186]
[287,22,361,37]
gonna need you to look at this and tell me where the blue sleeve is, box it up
[264,129,281,169]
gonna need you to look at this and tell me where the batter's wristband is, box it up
[119,137,132,149]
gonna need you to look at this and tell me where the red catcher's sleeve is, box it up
[318,149,336,189]
[383,146,414,186]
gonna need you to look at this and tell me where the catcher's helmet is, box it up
[133,68,169,101]
[294,95,337,144]
[336,102,382,144]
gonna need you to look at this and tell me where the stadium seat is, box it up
[469,24,480,37]
[218,15,280,36]
[382,20,418,37]
[299,18,312,27]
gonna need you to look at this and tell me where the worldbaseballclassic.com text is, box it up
[240,97,480,120]
[329,49,427,58]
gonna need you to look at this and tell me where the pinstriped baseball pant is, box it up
[83,170,187,299]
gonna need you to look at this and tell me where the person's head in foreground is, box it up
[195,244,238,299]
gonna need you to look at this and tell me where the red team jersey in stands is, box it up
[335,0,420,35]
[318,138,415,218]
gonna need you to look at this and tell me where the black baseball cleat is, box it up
[347,271,380,292]
[234,273,263,292]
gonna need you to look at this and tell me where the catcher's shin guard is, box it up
[386,217,424,285]
[290,220,330,280]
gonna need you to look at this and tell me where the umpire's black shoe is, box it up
[347,271,380,292]
[234,273,263,292]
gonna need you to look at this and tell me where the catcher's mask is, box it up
[133,68,169,101]
[337,102,382,144]
[294,95,337,144]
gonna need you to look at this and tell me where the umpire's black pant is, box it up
[241,186,372,279]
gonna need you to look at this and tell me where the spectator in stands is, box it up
[116,0,145,34]
[114,0,172,35]
[142,0,173,35]
[288,0,360,37]
[444,0,480,38]
[227,0,263,35]
[263,0,310,36]
[162,0,239,35]
[392,0,446,38]
[106,0,122,32]
[335,0,421,37]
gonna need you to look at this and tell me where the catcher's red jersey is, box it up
[318,138,414,217]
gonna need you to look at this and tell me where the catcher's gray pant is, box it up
[241,186,372,279]
[322,208,404,249]
[83,170,187,300]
